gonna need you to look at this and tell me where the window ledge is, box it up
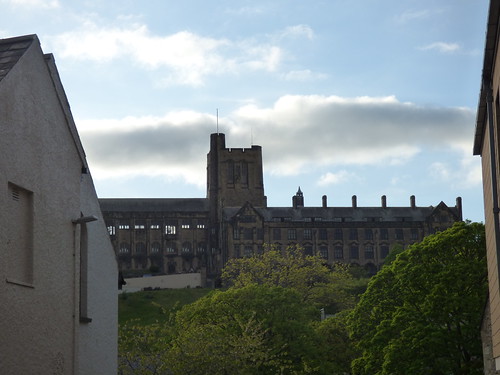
[6,278,34,288]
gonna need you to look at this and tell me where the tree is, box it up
[349,221,487,375]
[169,284,326,374]
[222,244,357,313]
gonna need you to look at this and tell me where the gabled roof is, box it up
[0,34,35,83]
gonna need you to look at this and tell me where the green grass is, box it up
[119,288,213,325]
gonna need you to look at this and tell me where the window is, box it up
[364,229,373,240]
[135,242,146,254]
[150,224,160,230]
[241,161,249,185]
[118,223,130,230]
[273,228,281,240]
[181,242,192,253]
[334,246,343,259]
[119,243,130,254]
[304,245,313,255]
[165,225,176,235]
[244,245,253,257]
[181,223,190,229]
[151,242,161,253]
[272,217,282,222]
[319,246,328,259]
[197,223,206,229]
[233,227,240,240]
[197,243,206,253]
[227,160,235,184]
[334,228,343,240]
[288,229,297,240]
[364,245,374,259]
[350,245,359,260]
[303,229,312,240]
[319,228,328,240]
[411,228,419,240]
[107,225,116,236]
[395,229,404,240]
[380,246,389,258]
[380,228,388,240]
[134,223,145,230]
[349,228,358,240]
[234,245,240,257]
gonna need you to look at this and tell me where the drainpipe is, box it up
[484,79,500,280]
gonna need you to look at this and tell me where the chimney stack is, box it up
[456,197,463,221]
[322,195,327,208]
[410,195,416,209]
[352,195,357,208]
[381,195,387,208]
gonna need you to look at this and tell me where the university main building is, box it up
[100,133,462,284]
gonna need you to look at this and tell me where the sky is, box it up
[0,0,490,222]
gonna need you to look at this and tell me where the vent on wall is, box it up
[11,187,20,201]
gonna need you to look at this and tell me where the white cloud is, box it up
[281,69,328,82]
[418,42,460,53]
[46,22,284,86]
[2,0,59,9]
[279,25,314,40]
[317,171,355,186]
[77,94,476,187]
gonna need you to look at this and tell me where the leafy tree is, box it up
[222,244,357,313]
[169,284,326,374]
[349,221,487,375]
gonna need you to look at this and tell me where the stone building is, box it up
[0,35,118,374]
[101,132,462,284]
[473,0,500,372]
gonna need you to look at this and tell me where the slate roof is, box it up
[223,204,459,223]
[0,34,35,82]
[99,198,209,213]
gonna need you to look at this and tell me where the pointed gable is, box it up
[0,35,35,82]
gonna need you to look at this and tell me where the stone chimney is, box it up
[410,195,416,209]
[322,195,327,208]
[381,195,387,208]
[456,197,463,220]
[352,195,357,208]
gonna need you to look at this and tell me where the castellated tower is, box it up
[207,133,266,209]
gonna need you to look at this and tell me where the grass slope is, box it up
[119,288,213,325]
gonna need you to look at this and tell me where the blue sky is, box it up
[1,0,489,222]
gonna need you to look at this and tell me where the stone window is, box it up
[233,226,240,240]
[134,223,145,230]
[364,245,374,259]
[107,225,116,236]
[119,243,130,254]
[411,228,419,240]
[181,242,192,253]
[151,242,161,253]
[118,223,130,230]
[244,228,253,240]
[364,229,373,240]
[197,223,206,229]
[165,225,176,235]
[304,245,313,255]
[319,246,328,259]
[334,246,343,259]
[181,222,190,229]
[197,243,206,253]
[334,228,343,240]
[287,229,297,240]
[150,224,161,230]
[244,245,253,257]
[256,228,263,240]
[303,229,312,240]
[380,245,389,258]
[135,242,146,254]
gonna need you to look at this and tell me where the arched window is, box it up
[135,242,146,254]
[151,242,161,253]
[119,243,130,254]
[182,242,192,253]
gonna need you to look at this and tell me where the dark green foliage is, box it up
[349,221,487,375]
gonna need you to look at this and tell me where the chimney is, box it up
[322,195,327,208]
[381,195,387,208]
[456,197,463,221]
[352,195,357,208]
[292,195,298,209]
[410,195,416,209]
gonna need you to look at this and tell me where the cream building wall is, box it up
[0,35,117,374]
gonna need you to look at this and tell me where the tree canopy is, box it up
[348,221,487,375]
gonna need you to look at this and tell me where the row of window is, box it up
[270,217,419,223]
[235,243,390,260]
[118,241,207,255]
[233,227,420,241]
[108,223,206,236]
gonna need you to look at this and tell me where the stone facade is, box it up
[101,132,462,284]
